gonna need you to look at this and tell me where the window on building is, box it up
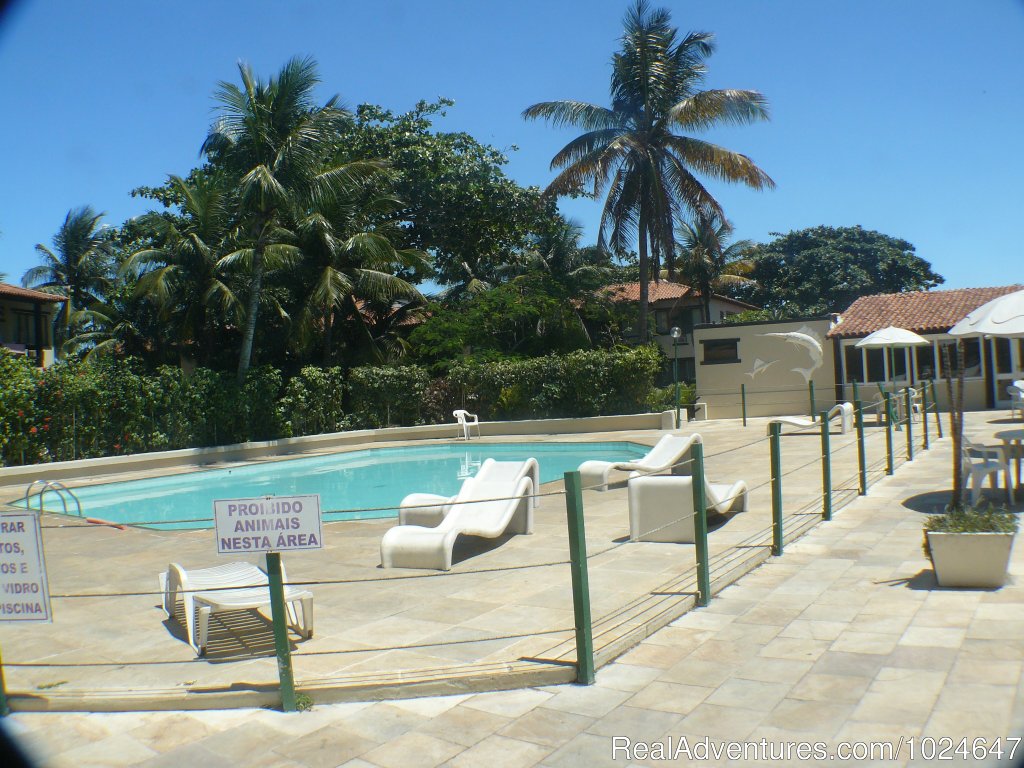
[995,337,1012,374]
[680,358,696,382]
[655,310,670,335]
[701,338,740,365]
[916,345,937,380]
[865,348,885,382]
[844,345,864,383]
[938,339,983,378]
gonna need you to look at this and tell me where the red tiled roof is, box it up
[828,285,1024,338]
[600,281,758,309]
[0,282,65,303]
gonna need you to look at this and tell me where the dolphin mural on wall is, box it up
[759,329,824,383]
[746,358,777,380]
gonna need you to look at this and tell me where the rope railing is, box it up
[1,398,953,714]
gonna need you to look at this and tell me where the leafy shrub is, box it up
[347,365,429,428]
[279,366,349,437]
[645,383,696,412]
[447,346,661,421]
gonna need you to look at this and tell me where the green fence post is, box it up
[921,382,930,450]
[931,379,944,438]
[563,471,595,685]
[265,552,297,713]
[769,422,784,556]
[855,399,867,495]
[808,380,816,419]
[904,388,914,462]
[690,442,711,607]
[0,644,9,717]
[852,379,860,406]
[820,411,832,521]
[741,383,748,427]
[884,392,895,476]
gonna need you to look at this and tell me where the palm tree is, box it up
[124,174,241,365]
[513,218,614,289]
[23,206,113,347]
[676,214,754,324]
[201,56,363,383]
[523,0,774,340]
[293,189,428,364]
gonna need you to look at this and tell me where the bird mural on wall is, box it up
[759,329,823,383]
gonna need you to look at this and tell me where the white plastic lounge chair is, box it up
[160,561,313,654]
[962,439,1014,506]
[767,402,854,435]
[627,474,749,543]
[1009,383,1024,420]
[399,458,540,527]
[381,471,535,570]
[577,433,700,492]
[453,409,481,440]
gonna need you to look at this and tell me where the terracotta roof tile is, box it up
[827,285,1024,338]
[0,282,65,303]
[600,281,758,309]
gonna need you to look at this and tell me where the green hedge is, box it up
[448,346,662,420]
[0,346,664,467]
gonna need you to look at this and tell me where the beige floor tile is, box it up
[788,672,872,703]
[361,732,464,768]
[830,630,900,655]
[462,688,554,718]
[705,677,792,712]
[625,681,713,715]
[499,707,594,747]
[446,734,552,768]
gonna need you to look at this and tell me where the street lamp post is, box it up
[670,326,683,429]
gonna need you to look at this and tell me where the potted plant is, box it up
[923,504,1018,588]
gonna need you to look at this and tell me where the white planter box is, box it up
[926,531,1015,589]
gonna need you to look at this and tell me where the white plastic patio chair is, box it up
[962,439,1014,506]
[1009,383,1024,420]
[398,457,541,527]
[453,409,481,440]
[381,469,535,570]
[627,474,748,543]
[159,560,313,654]
[577,433,701,492]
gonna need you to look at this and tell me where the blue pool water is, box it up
[29,441,647,529]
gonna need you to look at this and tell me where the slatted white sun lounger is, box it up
[160,561,313,655]
[578,433,701,491]
[767,402,854,435]
[398,458,540,527]
[381,471,535,571]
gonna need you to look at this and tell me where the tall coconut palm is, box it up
[201,56,365,382]
[676,214,754,324]
[23,206,113,346]
[124,174,241,365]
[523,0,774,340]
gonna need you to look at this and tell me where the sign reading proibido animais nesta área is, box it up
[0,511,52,623]
[213,495,323,554]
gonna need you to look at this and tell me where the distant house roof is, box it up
[0,282,65,303]
[828,285,1024,338]
[600,281,758,310]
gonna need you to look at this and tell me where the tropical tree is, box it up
[123,174,241,366]
[292,188,428,365]
[23,206,113,347]
[200,56,366,382]
[523,0,774,340]
[739,225,945,314]
[676,214,754,324]
[510,218,614,290]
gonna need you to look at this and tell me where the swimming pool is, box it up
[27,441,648,529]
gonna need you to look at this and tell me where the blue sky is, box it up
[1,0,1022,290]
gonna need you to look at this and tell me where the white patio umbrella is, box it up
[948,289,1024,338]
[856,325,930,386]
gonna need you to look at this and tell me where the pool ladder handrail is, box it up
[23,479,83,518]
